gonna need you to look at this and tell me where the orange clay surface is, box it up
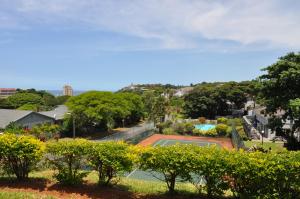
[138,134,233,150]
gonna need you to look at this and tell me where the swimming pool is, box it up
[194,124,216,131]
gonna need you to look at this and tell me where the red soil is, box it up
[138,134,233,150]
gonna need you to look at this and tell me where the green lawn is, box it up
[30,170,197,195]
[244,140,285,152]
[0,192,56,199]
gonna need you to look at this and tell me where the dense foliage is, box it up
[0,89,69,111]
[88,141,136,185]
[0,135,299,197]
[65,91,144,133]
[140,144,195,193]
[46,139,91,185]
[4,123,60,141]
[140,145,300,197]
[259,52,300,149]
[183,82,252,119]
[0,134,45,180]
[142,91,168,125]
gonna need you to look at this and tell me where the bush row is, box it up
[0,134,299,198]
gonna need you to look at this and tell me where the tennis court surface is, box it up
[152,138,221,147]
[138,134,233,149]
[126,134,233,181]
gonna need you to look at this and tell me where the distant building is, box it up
[63,85,73,96]
[0,88,16,98]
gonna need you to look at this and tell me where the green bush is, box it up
[140,144,195,193]
[190,147,230,197]
[88,141,136,185]
[46,139,91,185]
[0,134,45,180]
[30,123,61,141]
[162,127,177,135]
[172,123,185,134]
[227,118,242,126]
[236,126,248,140]
[226,150,300,198]
[192,128,217,137]
[217,117,228,124]
[215,124,228,136]
[184,122,195,133]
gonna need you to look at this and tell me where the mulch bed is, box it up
[0,178,206,199]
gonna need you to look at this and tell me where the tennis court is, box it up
[152,138,221,147]
[126,135,232,181]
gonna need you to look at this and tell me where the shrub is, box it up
[162,127,176,135]
[183,122,195,133]
[190,147,230,197]
[30,123,61,141]
[156,121,172,133]
[236,126,248,140]
[226,151,300,198]
[88,141,136,185]
[217,117,228,124]
[226,126,232,137]
[46,139,91,185]
[216,124,228,136]
[140,144,195,193]
[192,128,217,137]
[198,117,206,124]
[227,118,242,126]
[0,134,45,180]
[172,123,185,134]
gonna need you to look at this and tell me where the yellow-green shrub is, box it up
[0,134,45,180]
[217,117,228,124]
[88,141,136,185]
[140,144,196,193]
[46,139,91,185]
[215,124,228,136]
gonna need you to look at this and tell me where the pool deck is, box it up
[138,134,233,150]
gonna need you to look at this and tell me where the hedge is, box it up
[0,135,299,198]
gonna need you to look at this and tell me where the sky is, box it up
[0,0,299,91]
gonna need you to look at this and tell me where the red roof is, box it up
[0,88,16,91]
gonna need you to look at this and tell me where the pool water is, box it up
[194,124,216,131]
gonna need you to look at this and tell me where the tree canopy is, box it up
[65,91,144,132]
[184,82,250,119]
[259,52,300,149]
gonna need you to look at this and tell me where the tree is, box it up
[56,95,70,105]
[184,82,249,119]
[142,91,168,125]
[7,93,44,109]
[65,91,144,133]
[259,52,300,149]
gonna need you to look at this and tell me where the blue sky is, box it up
[0,0,299,91]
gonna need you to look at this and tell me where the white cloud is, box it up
[1,0,300,50]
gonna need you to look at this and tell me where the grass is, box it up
[30,170,197,195]
[84,171,197,195]
[0,191,56,199]
[244,140,285,152]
